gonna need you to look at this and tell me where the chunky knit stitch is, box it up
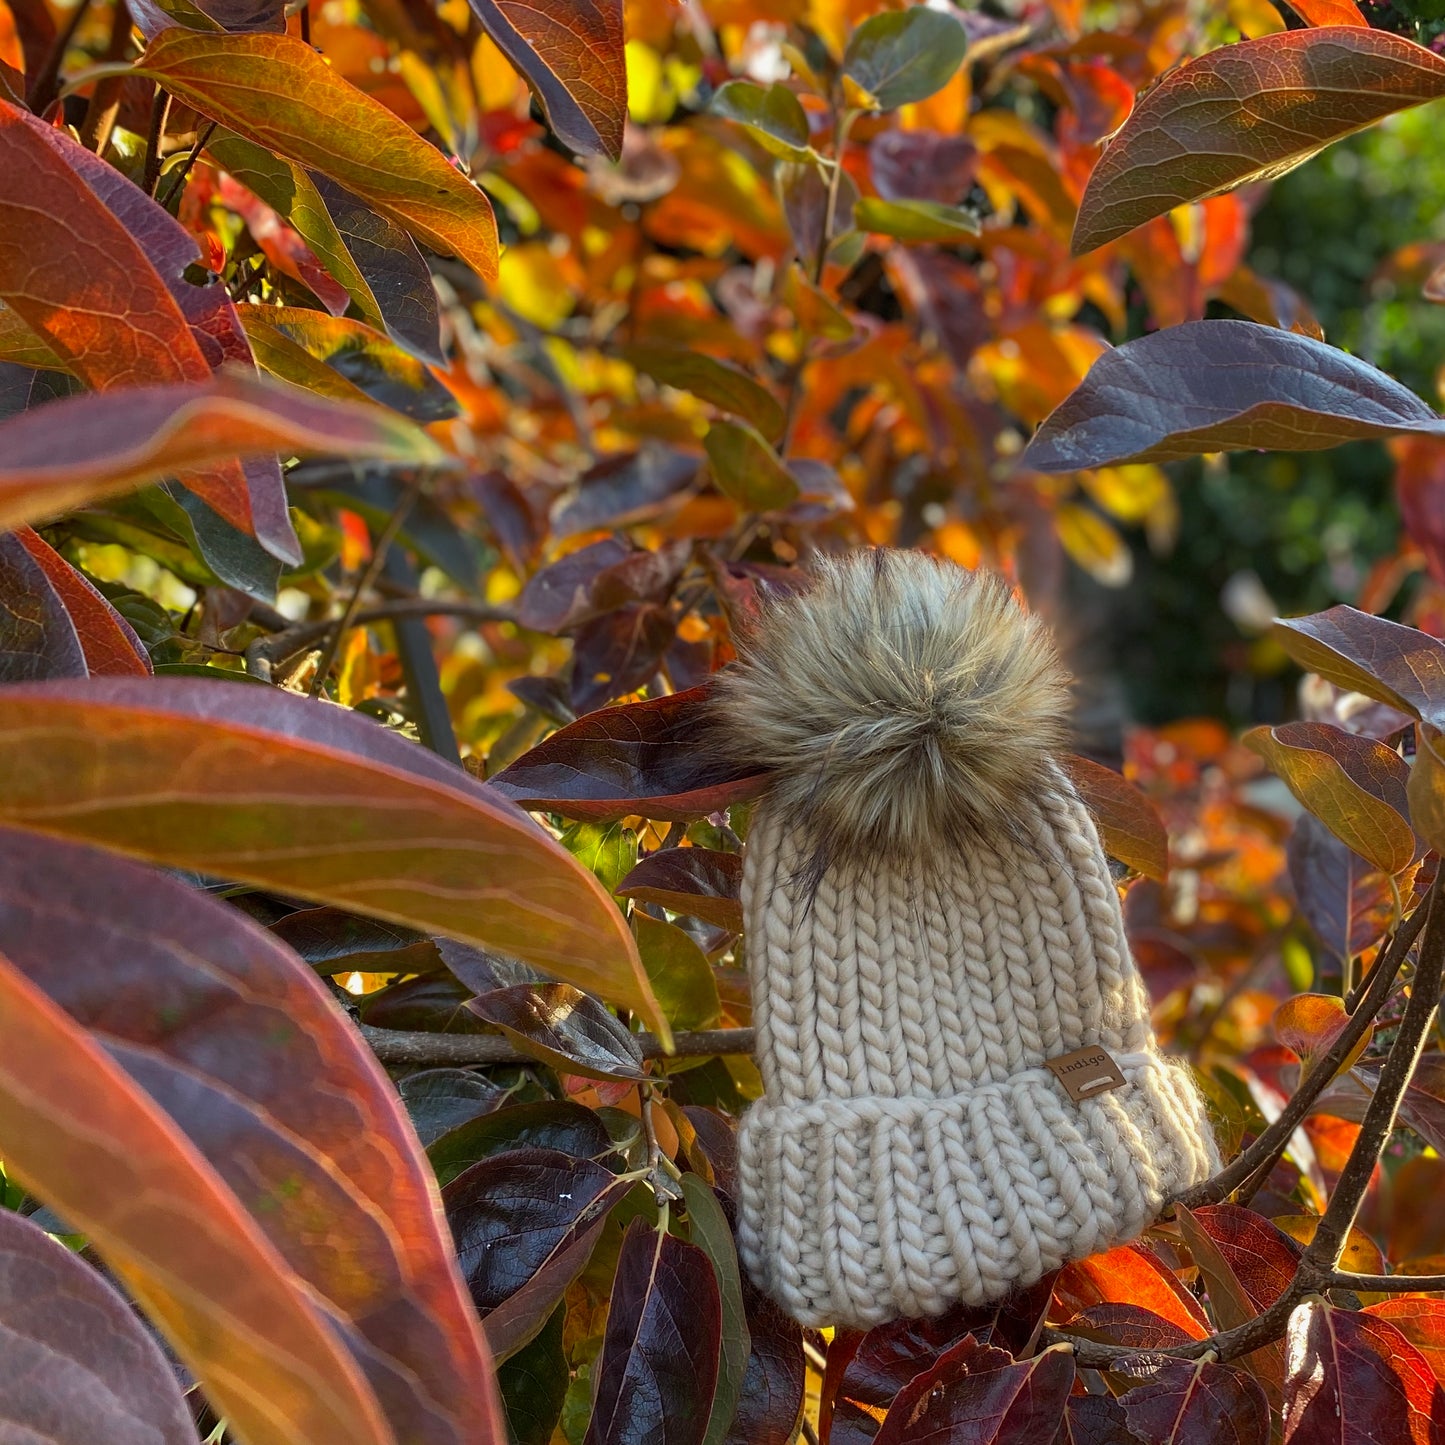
[723,552,1219,1328]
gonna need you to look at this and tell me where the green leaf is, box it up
[634,913,720,1032]
[841,7,969,111]
[682,1174,751,1445]
[710,81,814,161]
[621,344,786,442]
[498,1304,569,1445]
[561,820,640,895]
[852,196,979,243]
[703,421,799,513]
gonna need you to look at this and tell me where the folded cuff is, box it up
[735,1051,1218,1329]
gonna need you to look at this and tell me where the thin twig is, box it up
[359,1023,755,1066]
[159,120,216,209]
[1174,896,1427,1209]
[141,87,173,198]
[309,477,423,698]
[812,108,856,288]
[244,598,517,680]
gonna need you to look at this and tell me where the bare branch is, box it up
[359,1023,755,1066]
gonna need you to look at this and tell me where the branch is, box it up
[1174,896,1427,1209]
[359,1023,755,1066]
[245,599,517,679]
[1329,1271,1445,1293]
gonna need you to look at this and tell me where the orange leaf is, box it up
[138,30,499,281]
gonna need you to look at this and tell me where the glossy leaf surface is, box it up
[465,983,648,1080]
[617,849,744,931]
[1073,28,1445,253]
[1023,322,1445,473]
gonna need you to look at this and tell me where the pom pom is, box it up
[712,550,1071,859]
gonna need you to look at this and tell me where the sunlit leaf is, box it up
[0,677,665,1035]
[635,912,721,1032]
[1073,28,1445,253]
[622,344,785,442]
[1283,1298,1445,1443]
[465,982,648,1080]
[137,30,499,280]
[1064,755,1169,880]
[0,827,506,1445]
[1274,993,1372,1076]
[853,196,980,243]
[1245,721,1416,874]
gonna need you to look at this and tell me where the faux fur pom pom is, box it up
[712,551,1071,858]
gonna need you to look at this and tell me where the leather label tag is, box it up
[1046,1046,1127,1102]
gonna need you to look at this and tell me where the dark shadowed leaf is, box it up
[0,530,87,682]
[622,345,785,442]
[1022,322,1445,474]
[617,849,744,931]
[360,971,486,1033]
[427,1099,618,1187]
[136,31,499,279]
[1245,721,1416,874]
[499,1303,569,1445]
[704,421,800,512]
[0,828,506,1445]
[0,368,444,535]
[445,1147,630,1358]
[872,1336,1073,1445]
[1066,755,1169,880]
[584,1217,723,1445]
[11,528,151,676]
[0,1206,196,1445]
[0,677,662,1031]
[722,1280,804,1445]
[466,983,648,1081]
[469,0,625,158]
[1283,1298,1445,1443]
[398,1068,507,1146]
[1118,1357,1269,1445]
[1056,1392,1144,1445]
[1073,28,1445,253]
[1287,813,1398,958]
[842,7,969,111]
[488,685,769,823]
[710,81,813,162]
[552,447,699,537]
[871,129,978,203]
[681,1175,749,1445]
[570,603,677,713]
[267,905,437,975]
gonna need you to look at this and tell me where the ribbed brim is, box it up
[736,1051,1217,1328]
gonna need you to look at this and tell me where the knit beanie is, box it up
[713,550,1219,1329]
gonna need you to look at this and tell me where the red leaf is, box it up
[1054,1245,1211,1339]
[1283,1298,1445,1443]
[488,685,769,823]
[0,529,87,681]
[872,1336,1074,1445]
[1065,754,1169,880]
[1365,1300,1445,1386]
[12,527,151,676]
[617,848,744,931]
[1118,1357,1270,1445]
[1285,1,1367,24]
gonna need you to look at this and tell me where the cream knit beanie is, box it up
[714,550,1219,1329]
